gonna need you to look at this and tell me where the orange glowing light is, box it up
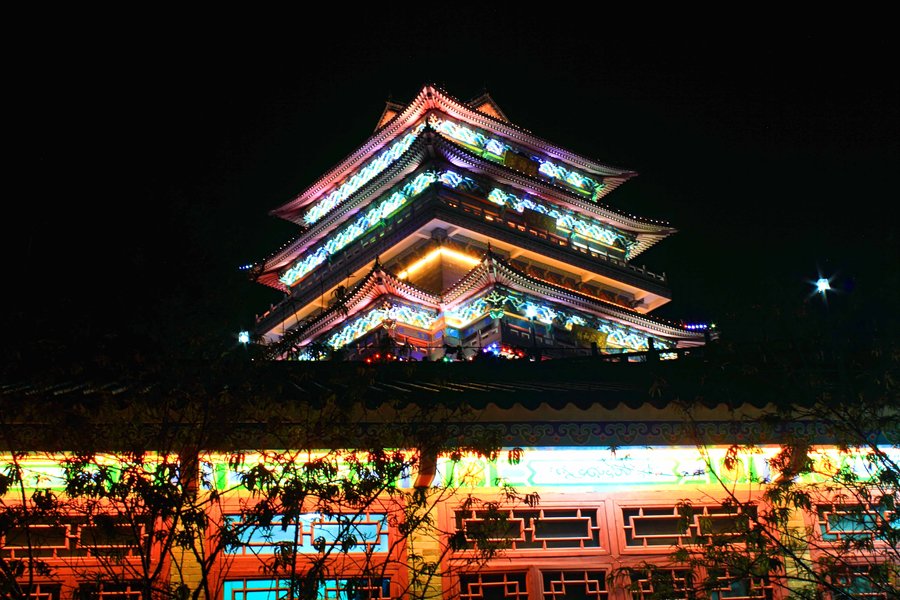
[397,247,481,280]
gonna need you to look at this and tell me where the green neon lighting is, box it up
[303,123,426,226]
[306,285,659,355]
[447,287,669,352]
[429,114,604,197]
[321,302,439,351]
[446,297,489,326]
[488,188,631,252]
[280,170,471,287]
[440,446,900,490]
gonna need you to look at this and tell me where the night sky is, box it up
[8,16,899,360]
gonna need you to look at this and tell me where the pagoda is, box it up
[248,85,706,360]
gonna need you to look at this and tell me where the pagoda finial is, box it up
[373,255,381,270]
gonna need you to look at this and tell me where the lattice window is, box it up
[629,568,695,600]
[0,518,143,559]
[826,565,894,599]
[78,522,144,558]
[455,508,603,550]
[223,578,392,600]
[226,512,389,555]
[541,570,609,600]
[816,502,893,543]
[16,584,61,600]
[1,524,70,558]
[707,570,774,600]
[459,572,529,600]
[77,582,143,600]
[622,505,755,547]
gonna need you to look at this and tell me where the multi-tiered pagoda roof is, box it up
[248,85,705,360]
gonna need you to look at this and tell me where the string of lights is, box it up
[429,114,604,199]
[302,123,426,226]
[279,170,473,287]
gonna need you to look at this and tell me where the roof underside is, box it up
[257,253,698,347]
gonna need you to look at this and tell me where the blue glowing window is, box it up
[224,578,391,600]
[817,502,892,543]
[225,513,388,555]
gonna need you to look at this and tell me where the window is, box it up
[541,570,609,600]
[826,564,893,600]
[221,511,397,600]
[449,498,781,600]
[458,569,612,600]
[0,517,143,559]
[78,521,144,558]
[226,512,389,555]
[223,578,392,600]
[459,572,529,600]
[812,498,896,598]
[707,570,774,600]
[816,501,893,544]
[16,584,61,600]
[455,508,604,551]
[621,504,754,548]
[628,568,694,600]
[77,582,143,600]
[1,523,69,558]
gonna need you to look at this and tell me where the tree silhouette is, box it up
[1,360,531,600]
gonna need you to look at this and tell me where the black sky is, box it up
[9,15,899,356]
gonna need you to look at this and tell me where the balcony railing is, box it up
[437,190,666,283]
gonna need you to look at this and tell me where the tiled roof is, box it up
[271,85,637,221]
[266,252,702,351]
[253,132,672,284]
[2,348,863,447]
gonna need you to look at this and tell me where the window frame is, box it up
[209,497,407,597]
[442,490,783,600]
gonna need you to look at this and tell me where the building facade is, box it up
[2,87,896,600]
